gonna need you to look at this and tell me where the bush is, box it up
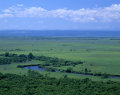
[60,69,65,72]
[17,65,24,68]
[66,67,73,73]
[51,68,55,72]
[101,73,109,79]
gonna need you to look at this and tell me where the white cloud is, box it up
[95,4,98,7]
[104,4,120,11]
[9,6,22,12]
[16,7,47,17]
[34,21,43,23]
[0,4,120,22]
[17,4,23,7]
[4,20,8,22]
[0,14,14,18]
[2,9,12,13]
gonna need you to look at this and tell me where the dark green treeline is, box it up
[0,71,120,95]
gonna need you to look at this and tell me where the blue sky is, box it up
[0,0,120,30]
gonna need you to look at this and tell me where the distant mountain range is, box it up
[0,30,120,37]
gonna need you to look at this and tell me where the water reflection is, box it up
[24,66,120,78]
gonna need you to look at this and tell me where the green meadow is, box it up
[0,36,120,81]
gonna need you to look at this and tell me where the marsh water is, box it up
[24,66,60,72]
[24,66,120,78]
[24,66,87,75]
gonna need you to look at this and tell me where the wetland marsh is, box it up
[0,36,120,81]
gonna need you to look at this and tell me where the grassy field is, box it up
[0,60,120,82]
[0,37,120,81]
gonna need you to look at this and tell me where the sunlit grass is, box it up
[0,37,120,81]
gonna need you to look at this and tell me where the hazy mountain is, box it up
[0,30,120,37]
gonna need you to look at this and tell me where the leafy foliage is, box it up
[35,55,83,67]
[0,58,12,65]
[0,52,28,64]
[66,67,73,72]
[0,71,120,95]
[28,53,34,61]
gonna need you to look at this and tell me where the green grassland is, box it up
[0,60,119,82]
[0,37,120,81]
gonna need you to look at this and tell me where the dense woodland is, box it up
[0,70,120,95]
[0,52,83,67]
[0,52,28,64]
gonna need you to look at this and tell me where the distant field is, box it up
[0,37,120,81]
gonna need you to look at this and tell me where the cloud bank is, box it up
[1,4,120,22]
[17,4,23,7]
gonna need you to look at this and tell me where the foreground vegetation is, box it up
[1,36,120,94]
[0,71,120,95]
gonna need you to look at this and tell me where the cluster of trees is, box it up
[94,72,109,78]
[45,68,56,72]
[0,52,34,64]
[0,52,83,67]
[0,71,120,95]
[35,55,83,67]
[0,52,110,78]
[59,67,109,79]
[0,58,12,65]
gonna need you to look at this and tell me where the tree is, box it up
[64,74,68,79]
[28,53,33,61]
[5,52,9,57]
[85,68,88,72]
[101,73,109,79]
[66,67,73,73]
[51,68,55,72]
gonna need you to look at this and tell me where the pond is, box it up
[24,66,60,72]
[24,66,46,71]
[24,66,95,76]
[24,66,120,78]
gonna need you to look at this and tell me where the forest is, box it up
[0,70,120,95]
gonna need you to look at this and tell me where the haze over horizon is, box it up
[0,30,120,37]
[0,0,120,30]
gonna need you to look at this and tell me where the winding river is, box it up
[24,66,120,78]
